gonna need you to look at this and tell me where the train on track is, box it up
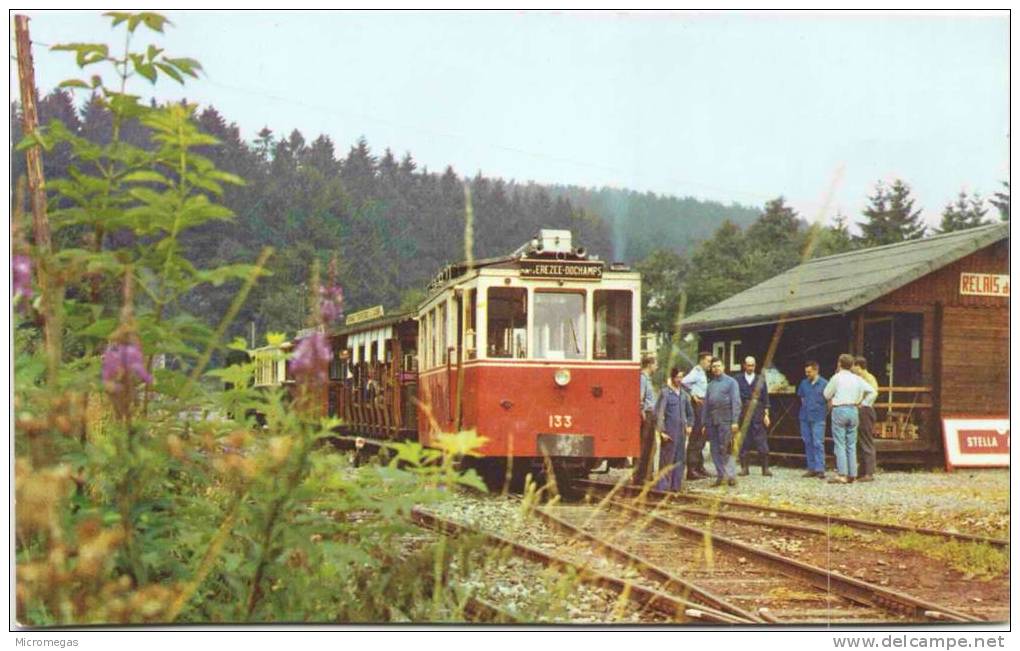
[253,229,643,486]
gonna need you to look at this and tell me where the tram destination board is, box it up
[520,259,604,281]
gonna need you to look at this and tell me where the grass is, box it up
[890,532,1009,580]
[825,524,858,540]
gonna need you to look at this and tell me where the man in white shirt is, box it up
[681,351,713,479]
[822,353,878,484]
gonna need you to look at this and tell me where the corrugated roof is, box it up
[684,222,1009,332]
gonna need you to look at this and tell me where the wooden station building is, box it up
[683,222,1009,465]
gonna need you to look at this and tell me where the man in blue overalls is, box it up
[700,357,742,487]
[737,356,772,477]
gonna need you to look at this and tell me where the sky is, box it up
[11,10,1011,230]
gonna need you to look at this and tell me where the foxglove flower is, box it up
[12,254,32,301]
[319,284,345,325]
[102,341,154,412]
[290,331,331,384]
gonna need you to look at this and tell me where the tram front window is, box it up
[487,287,527,358]
[534,291,586,360]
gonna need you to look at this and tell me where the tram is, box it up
[254,229,643,485]
[415,229,642,484]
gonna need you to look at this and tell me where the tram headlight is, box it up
[554,368,571,387]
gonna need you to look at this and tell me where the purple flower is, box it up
[290,331,331,384]
[319,284,344,325]
[102,341,154,388]
[12,255,32,301]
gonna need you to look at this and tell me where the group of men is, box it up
[797,353,878,483]
[635,350,880,489]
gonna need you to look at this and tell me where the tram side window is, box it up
[594,290,633,361]
[535,291,586,360]
[487,287,527,359]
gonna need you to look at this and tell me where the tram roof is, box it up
[684,222,1009,332]
[330,311,415,336]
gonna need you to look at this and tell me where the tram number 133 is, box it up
[548,414,574,428]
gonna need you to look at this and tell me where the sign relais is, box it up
[519,259,604,281]
[959,272,1009,297]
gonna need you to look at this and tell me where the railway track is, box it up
[545,498,982,624]
[576,479,1010,548]
[411,506,754,624]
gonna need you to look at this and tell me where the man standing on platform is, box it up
[797,361,828,479]
[852,356,879,482]
[681,351,712,480]
[823,353,877,484]
[633,355,659,485]
[701,357,742,487]
[737,356,772,477]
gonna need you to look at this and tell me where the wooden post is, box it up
[15,14,61,383]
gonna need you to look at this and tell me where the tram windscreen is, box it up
[534,291,586,360]
[487,287,527,358]
[595,290,632,360]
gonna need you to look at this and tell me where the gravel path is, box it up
[604,461,1009,537]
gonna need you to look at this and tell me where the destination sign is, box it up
[520,259,604,281]
[959,272,1009,297]
[345,305,384,325]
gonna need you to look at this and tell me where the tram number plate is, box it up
[548,414,574,429]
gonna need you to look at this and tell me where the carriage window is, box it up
[439,302,448,364]
[487,287,527,358]
[429,309,437,369]
[465,289,477,359]
[535,291,586,360]
[594,290,633,360]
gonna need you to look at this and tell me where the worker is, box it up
[701,357,742,487]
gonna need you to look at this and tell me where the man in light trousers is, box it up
[823,353,877,484]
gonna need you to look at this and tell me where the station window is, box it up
[534,291,586,360]
[487,287,527,358]
[594,290,633,360]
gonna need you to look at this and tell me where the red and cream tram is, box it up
[415,229,642,483]
[256,230,642,485]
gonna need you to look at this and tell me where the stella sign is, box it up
[942,418,1009,470]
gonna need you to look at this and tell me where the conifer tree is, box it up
[990,180,1010,221]
[938,191,989,233]
[858,180,926,246]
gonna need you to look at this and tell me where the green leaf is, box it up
[140,12,170,33]
[165,57,202,78]
[154,62,184,84]
[121,170,169,185]
[104,11,131,27]
[136,63,157,84]
[51,42,109,68]
[146,44,163,61]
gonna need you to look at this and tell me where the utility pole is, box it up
[15,14,61,383]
